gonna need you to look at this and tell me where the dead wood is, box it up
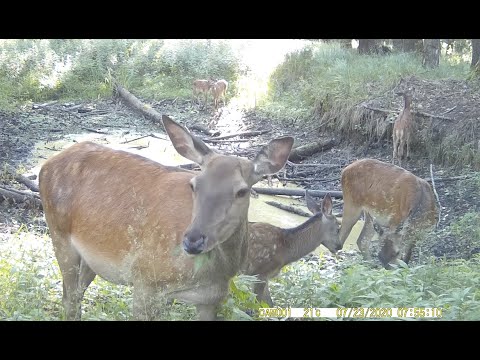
[3,165,39,192]
[189,124,220,137]
[0,186,42,209]
[206,129,271,141]
[264,201,311,217]
[113,79,163,124]
[252,187,343,199]
[361,103,455,121]
[288,138,338,162]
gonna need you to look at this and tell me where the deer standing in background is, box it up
[392,89,414,166]
[243,192,341,306]
[193,79,214,108]
[39,115,294,320]
[211,79,228,109]
[338,158,438,269]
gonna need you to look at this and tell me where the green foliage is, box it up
[0,39,241,107]
[270,256,480,320]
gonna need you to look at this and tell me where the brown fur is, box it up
[338,158,438,268]
[39,115,294,320]
[243,193,341,306]
[211,79,228,109]
[193,79,214,108]
[392,91,413,166]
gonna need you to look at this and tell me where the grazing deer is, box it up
[193,79,214,108]
[392,89,414,166]
[39,115,293,320]
[211,79,228,109]
[243,192,341,306]
[338,158,438,269]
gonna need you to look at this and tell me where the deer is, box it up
[243,192,341,306]
[38,115,294,321]
[392,89,414,167]
[338,158,438,269]
[192,79,214,108]
[211,79,228,109]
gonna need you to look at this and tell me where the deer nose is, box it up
[183,230,206,255]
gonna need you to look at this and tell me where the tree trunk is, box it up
[339,39,352,48]
[392,39,404,52]
[403,39,423,53]
[471,39,480,69]
[423,39,441,68]
[358,39,379,54]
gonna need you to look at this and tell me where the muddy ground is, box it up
[1,82,480,264]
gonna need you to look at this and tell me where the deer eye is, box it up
[189,181,195,192]
[236,188,249,198]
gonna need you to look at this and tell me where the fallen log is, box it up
[264,201,311,217]
[288,138,338,162]
[252,187,343,199]
[3,165,39,192]
[189,124,220,137]
[206,129,271,141]
[0,186,42,209]
[114,80,163,124]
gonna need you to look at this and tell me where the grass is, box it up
[1,213,480,320]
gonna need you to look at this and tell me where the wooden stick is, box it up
[206,129,271,141]
[0,186,42,209]
[430,164,442,228]
[264,201,311,217]
[252,187,343,199]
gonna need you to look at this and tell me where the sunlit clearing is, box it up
[229,39,311,109]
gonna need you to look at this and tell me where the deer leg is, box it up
[339,205,363,247]
[196,304,219,321]
[52,235,88,320]
[254,279,273,307]
[132,282,158,320]
[357,211,376,260]
[378,233,402,269]
[402,232,416,264]
[392,132,398,165]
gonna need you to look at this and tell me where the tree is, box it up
[471,39,480,69]
[358,39,380,54]
[423,39,440,68]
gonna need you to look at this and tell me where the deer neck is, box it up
[403,95,412,110]
[193,219,248,283]
[282,214,324,265]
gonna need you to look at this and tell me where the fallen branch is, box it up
[430,164,442,229]
[206,129,271,141]
[32,100,58,109]
[289,138,337,162]
[82,127,109,134]
[0,186,42,209]
[121,134,151,144]
[189,124,220,137]
[264,201,311,217]
[3,165,39,192]
[360,103,455,121]
[287,162,342,168]
[113,79,163,124]
[204,138,250,143]
[424,175,473,183]
[252,187,343,199]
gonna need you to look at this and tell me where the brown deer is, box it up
[211,79,228,109]
[338,158,438,269]
[39,115,294,320]
[193,79,214,108]
[243,192,341,306]
[392,89,414,166]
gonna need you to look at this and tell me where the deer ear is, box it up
[251,136,294,184]
[162,115,214,166]
[321,193,333,216]
[305,190,322,215]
